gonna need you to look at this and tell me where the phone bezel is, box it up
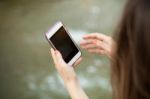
[45,22,81,66]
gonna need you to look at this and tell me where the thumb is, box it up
[55,50,66,64]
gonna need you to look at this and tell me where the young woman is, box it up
[50,0,150,99]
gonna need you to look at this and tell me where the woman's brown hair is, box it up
[111,0,150,99]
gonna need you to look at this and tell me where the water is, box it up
[0,0,125,99]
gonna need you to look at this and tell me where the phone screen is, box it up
[50,26,79,63]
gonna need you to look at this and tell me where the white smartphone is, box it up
[45,22,81,66]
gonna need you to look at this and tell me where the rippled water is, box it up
[0,0,125,99]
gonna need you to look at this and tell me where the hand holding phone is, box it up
[45,22,82,66]
[46,23,88,99]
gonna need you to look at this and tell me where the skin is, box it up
[80,33,114,58]
[50,48,89,99]
[50,33,114,99]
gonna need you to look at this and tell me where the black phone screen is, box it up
[50,27,79,63]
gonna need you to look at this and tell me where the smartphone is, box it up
[45,22,81,66]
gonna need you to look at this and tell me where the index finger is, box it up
[83,33,106,41]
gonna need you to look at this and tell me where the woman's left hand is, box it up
[50,48,82,83]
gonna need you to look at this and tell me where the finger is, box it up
[73,57,82,68]
[81,40,103,49]
[55,50,66,65]
[87,49,105,55]
[80,39,94,45]
[83,33,105,41]
[81,44,97,49]
[50,48,57,65]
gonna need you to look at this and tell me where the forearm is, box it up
[65,79,89,99]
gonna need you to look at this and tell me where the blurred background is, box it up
[0,0,126,99]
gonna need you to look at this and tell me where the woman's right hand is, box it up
[80,33,115,58]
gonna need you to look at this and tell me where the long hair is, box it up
[111,0,150,99]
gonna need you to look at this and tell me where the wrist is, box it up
[64,77,89,99]
[64,75,79,86]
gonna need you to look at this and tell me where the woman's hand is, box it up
[80,33,115,58]
[50,48,82,83]
[50,48,89,99]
